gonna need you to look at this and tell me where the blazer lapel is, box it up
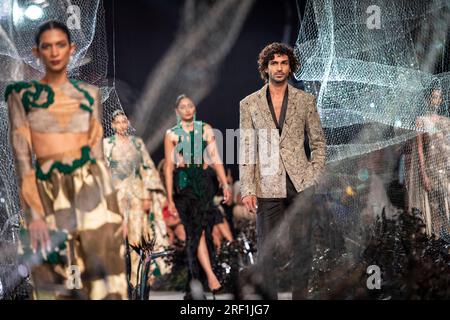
[256,84,277,130]
[280,84,299,143]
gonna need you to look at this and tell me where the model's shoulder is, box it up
[4,81,34,101]
[297,89,316,102]
[197,121,211,128]
[168,124,181,134]
[240,89,261,106]
[103,134,116,144]
[70,79,100,98]
[166,126,180,141]
[132,135,145,146]
[70,79,97,90]
[131,135,141,141]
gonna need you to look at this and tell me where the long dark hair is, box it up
[35,20,72,46]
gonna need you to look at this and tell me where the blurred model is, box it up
[104,110,171,286]
[6,21,126,299]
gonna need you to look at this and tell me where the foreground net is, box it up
[293,0,450,245]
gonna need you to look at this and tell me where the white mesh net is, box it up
[293,0,450,245]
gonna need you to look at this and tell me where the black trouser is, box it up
[256,175,315,300]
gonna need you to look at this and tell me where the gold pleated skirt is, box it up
[35,158,127,300]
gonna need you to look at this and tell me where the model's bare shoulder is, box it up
[165,128,175,136]
[165,128,178,142]
[202,122,212,130]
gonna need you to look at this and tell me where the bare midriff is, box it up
[31,131,89,162]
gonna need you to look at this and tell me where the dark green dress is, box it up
[171,121,222,292]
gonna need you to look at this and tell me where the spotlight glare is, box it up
[12,2,23,25]
[24,5,43,20]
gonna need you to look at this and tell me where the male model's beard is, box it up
[269,73,289,84]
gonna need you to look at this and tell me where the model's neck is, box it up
[41,70,69,86]
[182,119,194,126]
[268,80,288,96]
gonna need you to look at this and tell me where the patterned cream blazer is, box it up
[239,83,326,198]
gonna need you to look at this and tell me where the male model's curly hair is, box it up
[258,42,299,82]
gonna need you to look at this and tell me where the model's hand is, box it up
[242,195,257,214]
[142,198,152,213]
[168,201,179,218]
[29,218,51,254]
[222,188,233,206]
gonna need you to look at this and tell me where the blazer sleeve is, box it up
[239,99,257,197]
[305,95,326,181]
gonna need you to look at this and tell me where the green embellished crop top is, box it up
[170,121,209,193]
[5,79,104,219]
[170,121,208,167]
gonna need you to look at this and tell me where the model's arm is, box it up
[164,131,177,214]
[7,89,45,222]
[88,87,105,160]
[204,124,232,203]
[305,95,326,180]
[7,86,50,252]
[138,137,165,193]
[204,124,228,186]
[102,138,111,167]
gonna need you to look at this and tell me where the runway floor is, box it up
[148,291,292,300]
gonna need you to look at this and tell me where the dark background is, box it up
[103,0,306,178]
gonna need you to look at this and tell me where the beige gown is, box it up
[406,114,450,238]
[103,135,171,286]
